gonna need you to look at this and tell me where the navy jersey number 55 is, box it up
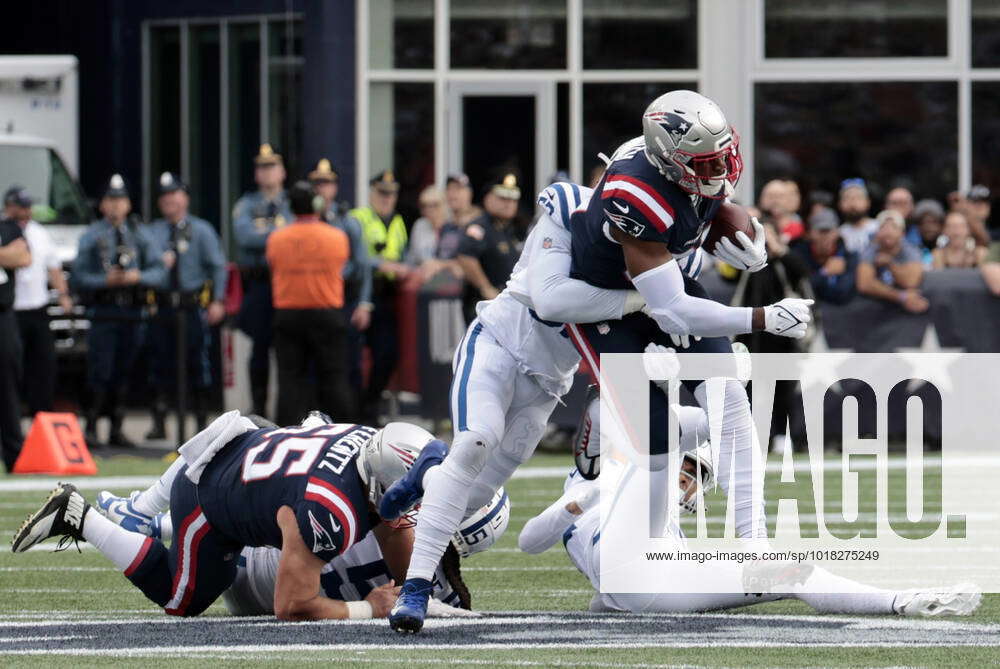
[197,423,377,564]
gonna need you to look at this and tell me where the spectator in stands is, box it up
[445,173,482,227]
[758,179,803,241]
[885,186,915,225]
[856,209,928,313]
[932,211,986,269]
[905,199,945,267]
[790,207,857,304]
[406,186,463,280]
[981,242,1000,296]
[457,173,523,323]
[837,179,879,254]
[267,181,352,426]
[963,184,994,245]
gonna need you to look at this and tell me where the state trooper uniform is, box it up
[72,175,166,448]
[145,173,228,439]
[311,159,373,416]
[232,144,292,417]
[348,170,408,423]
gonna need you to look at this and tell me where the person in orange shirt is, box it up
[266,181,352,425]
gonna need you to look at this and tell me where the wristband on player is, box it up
[346,600,373,619]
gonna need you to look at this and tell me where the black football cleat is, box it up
[11,483,90,553]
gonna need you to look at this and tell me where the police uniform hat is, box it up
[254,143,283,167]
[158,171,188,195]
[104,173,130,199]
[3,184,33,208]
[490,173,521,200]
[370,169,400,193]
[309,158,339,183]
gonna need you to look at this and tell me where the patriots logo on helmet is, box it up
[645,110,692,146]
[308,509,338,554]
[605,208,645,237]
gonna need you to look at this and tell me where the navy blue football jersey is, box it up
[570,137,722,289]
[197,423,377,564]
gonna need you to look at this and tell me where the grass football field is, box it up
[1,452,999,668]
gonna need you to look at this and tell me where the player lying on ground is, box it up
[520,404,981,617]
[94,418,510,618]
[11,413,447,619]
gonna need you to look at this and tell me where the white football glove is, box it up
[731,341,752,386]
[763,298,814,338]
[669,333,701,349]
[642,343,681,396]
[713,217,768,273]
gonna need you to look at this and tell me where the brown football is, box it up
[702,202,755,255]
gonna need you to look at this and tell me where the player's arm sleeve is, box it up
[518,486,591,554]
[599,176,676,243]
[631,259,753,337]
[527,216,632,323]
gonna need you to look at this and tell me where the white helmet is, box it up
[641,89,742,200]
[679,444,715,515]
[357,422,435,513]
[451,488,511,557]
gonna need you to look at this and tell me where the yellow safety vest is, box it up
[349,206,408,263]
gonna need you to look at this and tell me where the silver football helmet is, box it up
[642,90,742,200]
[451,488,511,557]
[357,422,436,526]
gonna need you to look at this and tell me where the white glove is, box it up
[731,341,752,386]
[669,333,701,349]
[426,598,481,618]
[713,218,768,272]
[574,482,600,514]
[642,343,681,395]
[763,298,814,338]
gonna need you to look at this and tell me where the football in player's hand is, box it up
[702,203,755,256]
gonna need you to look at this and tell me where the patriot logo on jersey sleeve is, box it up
[600,175,675,237]
[307,509,339,554]
[301,475,361,558]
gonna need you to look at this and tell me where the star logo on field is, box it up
[895,324,962,395]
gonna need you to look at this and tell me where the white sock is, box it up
[407,439,485,581]
[158,514,174,542]
[82,508,150,572]
[794,566,897,614]
[696,380,767,539]
[132,457,185,517]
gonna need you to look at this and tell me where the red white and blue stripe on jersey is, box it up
[304,475,360,554]
[600,174,675,234]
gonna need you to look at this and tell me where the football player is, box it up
[519,405,981,618]
[11,413,443,620]
[562,90,812,547]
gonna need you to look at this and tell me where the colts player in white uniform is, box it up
[519,406,981,618]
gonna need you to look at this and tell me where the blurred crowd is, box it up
[0,143,532,469]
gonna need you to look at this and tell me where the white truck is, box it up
[0,55,92,263]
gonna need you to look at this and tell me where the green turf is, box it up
[2,453,998,667]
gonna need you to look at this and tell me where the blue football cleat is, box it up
[389,578,433,634]
[379,439,448,520]
[95,491,160,538]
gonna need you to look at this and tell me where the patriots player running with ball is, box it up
[12,413,443,620]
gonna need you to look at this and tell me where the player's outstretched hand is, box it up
[366,581,402,618]
[763,298,814,338]
[714,218,768,272]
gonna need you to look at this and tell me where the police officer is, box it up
[233,143,292,418]
[72,174,166,448]
[348,170,410,423]
[0,210,30,470]
[145,172,228,439]
[311,159,372,418]
[456,173,525,323]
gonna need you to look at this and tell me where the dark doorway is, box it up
[462,95,535,214]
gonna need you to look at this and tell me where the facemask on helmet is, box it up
[642,90,743,200]
[450,488,511,557]
[358,422,436,528]
[678,445,715,515]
